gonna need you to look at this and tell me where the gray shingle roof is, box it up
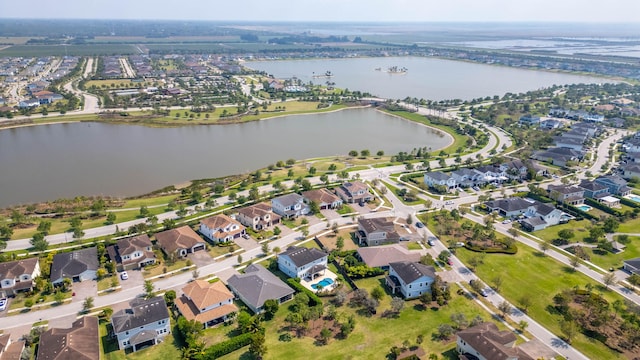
[272,193,304,208]
[227,264,294,311]
[50,247,98,282]
[279,246,327,268]
[111,296,169,333]
[389,261,435,285]
[424,171,450,181]
[486,198,533,213]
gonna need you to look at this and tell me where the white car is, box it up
[0,298,7,311]
[502,219,511,224]
[120,271,129,280]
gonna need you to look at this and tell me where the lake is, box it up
[245,57,609,100]
[0,108,449,207]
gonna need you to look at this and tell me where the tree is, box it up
[37,220,52,235]
[518,320,529,333]
[82,296,94,313]
[106,212,116,224]
[557,229,575,242]
[273,226,281,236]
[139,205,150,218]
[336,236,344,251]
[164,290,177,305]
[360,149,370,157]
[371,286,384,301]
[560,319,578,344]
[436,324,455,340]
[331,222,339,234]
[308,201,320,215]
[263,299,279,320]
[539,240,550,255]
[518,296,532,313]
[0,225,13,240]
[492,275,503,292]
[390,297,404,314]
[603,217,620,234]
[569,255,580,271]
[319,327,332,345]
[53,291,65,305]
[261,243,270,255]
[177,316,204,345]
[143,280,155,299]
[73,227,85,239]
[603,272,617,289]
[30,233,49,252]
[348,150,358,157]
[497,301,511,318]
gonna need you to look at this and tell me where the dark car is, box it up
[415,221,424,228]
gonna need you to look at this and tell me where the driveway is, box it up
[119,269,144,292]
[187,250,214,268]
[321,209,342,221]
[71,280,97,303]
[233,236,260,251]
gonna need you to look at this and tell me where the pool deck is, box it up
[300,269,338,293]
[625,194,640,203]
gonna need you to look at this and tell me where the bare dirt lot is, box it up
[317,227,359,251]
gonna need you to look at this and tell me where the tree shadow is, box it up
[533,251,547,258]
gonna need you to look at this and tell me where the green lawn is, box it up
[218,284,492,360]
[533,220,592,243]
[336,204,355,216]
[455,246,626,360]
[120,195,179,209]
[618,216,640,233]
[584,236,640,270]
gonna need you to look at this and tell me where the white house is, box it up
[107,234,156,272]
[424,171,457,190]
[277,246,328,280]
[112,296,170,352]
[271,193,309,219]
[199,214,245,243]
[0,257,41,296]
[385,261,435,299]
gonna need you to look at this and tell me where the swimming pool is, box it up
[311,278,334,290]
[627,194,640,203]
[576,204,592,212]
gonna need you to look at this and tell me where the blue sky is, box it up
[2,0,639,22]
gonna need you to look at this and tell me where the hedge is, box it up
[196,332,253,359]
[585,198,623,216]
[619,196,640,209]
[287,278,323,307]
[564,203,599,221]
[465,244,518,254]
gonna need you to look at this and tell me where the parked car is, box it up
[445,200,454,205]
[415,221,424,228]
[472,186,480,191]
[480,289,489,297]
[502,219,511,224]
[0,298,7,311]
[447,258,453,266]
[120,271,129,280]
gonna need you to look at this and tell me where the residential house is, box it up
[621,164,640,180]
[475,165,507,184]
[518,114,541,126]
[547,184,585,205]
[112,297,170,352]
[385,261,436,299]
[18,99,39,108]
[227,263,295,314]
[199,214,245,243]
[0,333,24,360]
[271,193,309,219]
[302,188,343,210]
[485,198,536,218]
[50,247,98,285]
[175,280,238,328]
[595,175,632,196]
[553,136,584,152]
[155,226,206,258]
[623,138,640,153]
[335,181,373,204]
[356,217,401,246]
[0,257,40,296]
[624,258,640,275]
[539,119,563,130]
[357,244,421,269]
[37,316,99,360]
[450,168,483,187]
[520,203,564,232]
[423,171,457,190]
[277,246,328,280]
[579,180,610,199]
[106,234,156,272]
[499,159,528,180]
[456,322,534,360]
[532,147,582,167]
[235,203,281,231]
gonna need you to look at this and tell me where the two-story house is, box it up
[356,217,401,246]
[520,202,564,231]
[277,246,328,281]
[385,261,436,299]
[457,322,535,360]
[450,168,483,187]
[595,175,632,196]
[499,160,528,180]
[199,214,245,243]
[0,257,40,296]
[335,181,373,204]
[175,280,238,328]
[271,193,309,219]
[155,226,206,258]
[519,114,541,126]
[37,316,99,360]
[107,234,156,272]
[227,263,295,314]
[423,171,457,190]
[475,165,507,184]
[112,296,170,352]
[302,188,343,210]
[235,203,281,231]
[50,247,99,285]
[547,184,585,205]
[0,333,24,360]
[579,180,610,199]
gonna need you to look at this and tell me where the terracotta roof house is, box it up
[175,280,238,328]
[199,214,245,243]
[227,264,294,314]
[357,217,401,246]
[278,246,328,280]
[0,335,24,360]
[112,296,170,352]
[106,234,156,272]
[302,188,343,210]
[357,244,421,269]
[50,248,98,285]
[456,322,534,360]
[0,257,40,296]
[37,316,99,360]
[271,193,309,219]
[335,181,373,204]
[385,261,436,299]
[155,226,206,257]
[236,203,281,231]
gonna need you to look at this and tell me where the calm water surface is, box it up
[0,108,448,206]
[246,57,609,100]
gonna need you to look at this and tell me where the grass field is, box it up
[455,245,626,360]
[0,44,138,57]
[85,79,155,90]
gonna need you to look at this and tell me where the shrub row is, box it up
[619,196,640,209]
[585,198,623,216]
[287,278,322,306]
[465,244,518,254]
[196,332,253,360]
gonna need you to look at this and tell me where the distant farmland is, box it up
[0,44,140,57]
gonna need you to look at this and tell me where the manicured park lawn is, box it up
[584,236,640,270]
[120,195,178,209]
[455,246,626,360]
[533,219,593,243]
